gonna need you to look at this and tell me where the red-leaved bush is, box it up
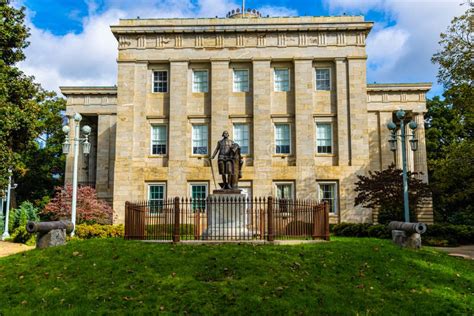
[42,185,114,224]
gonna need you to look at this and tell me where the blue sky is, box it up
[16,0,466,97]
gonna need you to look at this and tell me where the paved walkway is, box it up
[0,241,34,258]
[433,245,474,260]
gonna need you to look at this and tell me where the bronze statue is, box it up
[211,131,243,190]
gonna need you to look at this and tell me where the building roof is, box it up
[60,86,117,96]
[367,83,432,92]
[110,16,373,38]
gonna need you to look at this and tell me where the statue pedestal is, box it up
[202,193,253,240]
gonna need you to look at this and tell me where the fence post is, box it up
[324,202,330,241]
[312,205,318,240]
[124,201,129,240]
[173,197,180,242]
[267,196,274,242]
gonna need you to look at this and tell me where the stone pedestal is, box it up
[391,230,422,249]
[202,193,254,240]
[36,229,67,249]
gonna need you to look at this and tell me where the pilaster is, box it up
[335,58,350,166]
[414,113,428,182]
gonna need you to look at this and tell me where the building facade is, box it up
[61,13,433,224]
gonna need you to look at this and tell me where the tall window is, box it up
[190,183,207,212]
[274,68,290,92]
[153,71,168,92]
[275,182,294,212]
[192,125,208,155]
[151,125,167,155]
[275,123,291,154]
[316,123,333,154]
[233,69,249,92]
[233,124,250,154]
[192,70,208,93]
[318,182,337,213]
[148,184,166,213]
[315,68,331,91]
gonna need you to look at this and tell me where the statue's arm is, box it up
[211,141,220,159]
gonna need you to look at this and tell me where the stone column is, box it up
[210,60,230,156]
[294,59,316,199]
[347,58,369,166]
[96,114,116,200]
[379,111,395,168]
[167,61,189,197]
[335,58,350,166]
[252,59,273,197]
[413,113,428,182]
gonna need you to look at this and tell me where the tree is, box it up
[354,164,431,224]
[42,185,114,225]
[0,1,65,199]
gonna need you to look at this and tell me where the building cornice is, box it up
[60,86,118,96]
[367,83,432,92]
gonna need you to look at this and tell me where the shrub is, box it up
[74,224,124,239]
[11,226,36,245]
[145,224,195,237]
[10,201,39,231]
[42,185,113,224]
[332,223,372,237]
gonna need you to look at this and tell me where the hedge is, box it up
[74,224,124,239]
[331,223,474,247]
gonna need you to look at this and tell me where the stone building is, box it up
[61,10,433,224]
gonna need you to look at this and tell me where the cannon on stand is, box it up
[26,220,74,249]
[388,221,427,249]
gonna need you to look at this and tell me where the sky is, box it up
[14,0,467,98]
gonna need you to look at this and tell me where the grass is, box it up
[0,238,472,315]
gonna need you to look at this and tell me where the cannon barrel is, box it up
[26,220,74,234]
[388,221,427,234]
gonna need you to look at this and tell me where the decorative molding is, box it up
[298,32,307,46]
[236,34,245,47]
[195,34,203,47]
[257,33,266,47]
[318,32,327,46]
[175,34,183,47]
[277,32,286,46]
[137,36,145,48]
[336,33,345,45]
[356,32,365,45]
[118,36,132,48]
[216,34,224,47]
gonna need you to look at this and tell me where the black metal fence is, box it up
[125,196,330,241]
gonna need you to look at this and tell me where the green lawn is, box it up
[0,238,472,315]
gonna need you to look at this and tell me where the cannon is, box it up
[388,221,427,249]
[26,220,74,249]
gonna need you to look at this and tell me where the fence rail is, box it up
[125,196,330,242]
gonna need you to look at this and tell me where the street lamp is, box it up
[62,113,92,236]
[1,168,17,240]
[387,109,418,222]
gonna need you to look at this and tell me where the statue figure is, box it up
[211,131,243,190]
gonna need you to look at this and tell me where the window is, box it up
[274,68,290,92]
[190,183,207,212]
[318,182,338,213]
[275,123,291,154]
[316,123,333,154]
[153,71,168,93]
[192,70,208,93]
[151,125,167,155]
[315,68,331,91]
[233,124,250,155]
[275,182,294,212]
[233,69,249,92]
[148,184,166,213]
[192,125,208,155]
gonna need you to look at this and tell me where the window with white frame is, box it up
[153,71,168,93]
[315,68,331,91]
[190,183,207,212]
[192,125,208,155]
[148,184,166,213]
[274,68,290,92]
[233,69,249,92]
[151,125,167,155]
[275,182,294,213]
[318,182,338,213]
[192,70,208,93]
[233,123,250,154]
[316,123,333,154]
[275,123,291,154]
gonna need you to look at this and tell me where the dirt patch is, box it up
[0,241,34,258]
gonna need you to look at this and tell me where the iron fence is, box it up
[125,196,330,241]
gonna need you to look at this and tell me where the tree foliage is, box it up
[428,6,474,224]
[42,185,114,225]
[354,164,431,224]
[0,1,65,199]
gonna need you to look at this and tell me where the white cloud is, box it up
[257,5,298,17]
[324,0,466,95]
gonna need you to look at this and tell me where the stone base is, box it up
[391,230,422,249]
[36,229,67,249]
[202,193,254,240]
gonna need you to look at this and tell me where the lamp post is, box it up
[62,113,91,236]
[387,109,419,222]
[1,168,17,240]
